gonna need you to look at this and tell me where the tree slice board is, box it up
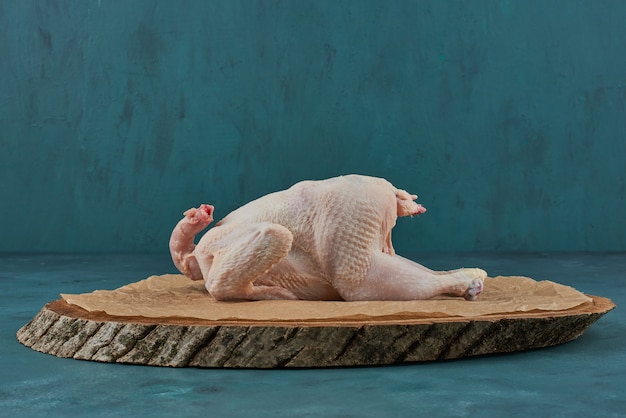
[17,295,614,368]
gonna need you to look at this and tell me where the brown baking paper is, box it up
[61,275,592,322]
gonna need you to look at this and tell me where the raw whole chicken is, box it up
[169,175,486,301]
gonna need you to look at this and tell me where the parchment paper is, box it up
[61,274,592,321]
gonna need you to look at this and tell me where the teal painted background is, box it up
[1,0,625,253]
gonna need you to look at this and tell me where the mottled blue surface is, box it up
[1,1,626,252]
[2,253,624,417]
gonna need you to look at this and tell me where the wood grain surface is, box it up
[17,296,614,368]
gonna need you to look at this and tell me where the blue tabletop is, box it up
[1,253,624,417]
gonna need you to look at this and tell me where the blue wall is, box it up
[1,0,625,253]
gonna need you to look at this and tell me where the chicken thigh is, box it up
[169,175,486,301]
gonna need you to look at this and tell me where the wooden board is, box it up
[17,296,614,368]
